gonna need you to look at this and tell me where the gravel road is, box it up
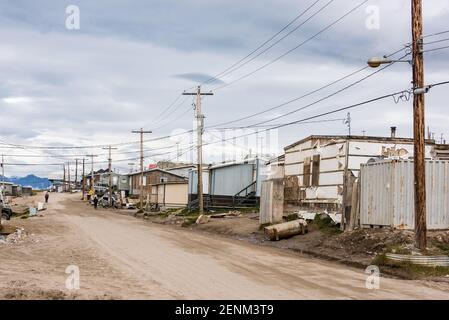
[1,193,449,299]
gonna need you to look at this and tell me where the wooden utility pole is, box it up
[102,146,117,207]
[183,86,214,215]
[75,159,79,188]
[81,158,86,200]
[63,163,66,192]
[1,155,5,194]
[86,154,98,195]
[412,0,427,250]
[131,128,152,209]
[67,162,71,192]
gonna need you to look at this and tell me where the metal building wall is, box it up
[210,164,254,196]
[360,160,449,229]
[187,170,209,195]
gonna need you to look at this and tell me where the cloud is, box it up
[173,72,225,85]
[0,0,448,177]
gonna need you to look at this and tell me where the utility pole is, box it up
[86,154,98,195]
[183,86,214,215]
[67,162,71,192]
[102,146,117,207]
[1,155,5,196]
[131,128,152,209]
[81,158,86,200]
[63,163,66,192]
[75,159,79,188]
[345,112,351,136]
[412,0,427,250]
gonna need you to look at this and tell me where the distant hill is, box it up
[2,174,51,190]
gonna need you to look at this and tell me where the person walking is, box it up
[93,194,99,210]
[44,191,49,203]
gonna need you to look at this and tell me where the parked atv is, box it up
[1,203,12,220]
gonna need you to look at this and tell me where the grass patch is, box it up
[156,212,170,218]
[386,244,412,255]
[177,208,199,216]
[181,215,200,227]
[313,214,342,235]
[433,242,449,255]
[373,253,449,278]
[284,213,299,222]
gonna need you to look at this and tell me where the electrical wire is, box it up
[213,0,369,91]
[422,30,449,39]
[206,0,333,85]
[422,45,449,54]
[200,0,324,86]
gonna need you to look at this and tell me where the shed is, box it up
[151,181,188,209]
[128,168,187,197]
[360,160,449,230]
[1,182,14,196]
[188,158,267,208]
[21,186,33,196]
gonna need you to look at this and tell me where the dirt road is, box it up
[1,193,449,299]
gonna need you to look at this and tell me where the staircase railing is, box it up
[232,181,257,207]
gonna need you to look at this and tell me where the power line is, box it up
[201,80,449,149]
[201,0,323,86]
[209,66,368,128]
[210,118,346,130]
[423,37,449,46]
[422,45,449,54]
[143,94,183,127]
[140,2,326,128]
[422,30,449,39]
[213,0,369,91]
[204,0,331,85]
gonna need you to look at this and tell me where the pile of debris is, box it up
[195,210,243,225]
[0,227,37,245]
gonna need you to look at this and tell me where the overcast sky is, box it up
[0,0,448,178]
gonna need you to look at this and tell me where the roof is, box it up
[265,154,285,165]
[126,168,187,180]
[208,157,266,170]
[284,134,438,151]
[165,164,197,171]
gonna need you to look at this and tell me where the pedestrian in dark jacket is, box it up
[44,191,49,203]
[93,194,98,209]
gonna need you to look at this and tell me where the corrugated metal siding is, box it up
[360,160,449,230]
[360,161,394,226]
[188,170,209,194]
[210,164,253,196]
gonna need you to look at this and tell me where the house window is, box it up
[303,157,311,187]
[311,154,320,186]
[160,177,166,183]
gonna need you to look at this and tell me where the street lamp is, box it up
[367,56,411,68]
